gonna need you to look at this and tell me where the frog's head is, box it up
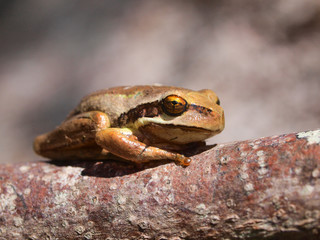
[136,88,225,144]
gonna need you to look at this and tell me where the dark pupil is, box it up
[172,100,178,105]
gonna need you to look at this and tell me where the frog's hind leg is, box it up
[33,111,111,160]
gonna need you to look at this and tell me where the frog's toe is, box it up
[177,156,191,166]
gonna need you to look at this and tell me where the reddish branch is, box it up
[1,129,320,239]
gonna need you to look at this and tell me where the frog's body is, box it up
[34,85,224,166]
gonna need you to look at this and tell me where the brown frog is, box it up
[34,85,225,166]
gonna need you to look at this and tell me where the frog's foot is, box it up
[95,128,191,166]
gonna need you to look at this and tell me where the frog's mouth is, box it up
[139,123,221,144]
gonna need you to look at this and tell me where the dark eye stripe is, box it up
[117,101,162,126]
[116,101,214,127]
[189,104,212,115]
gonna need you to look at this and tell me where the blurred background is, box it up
[0,0,320,163]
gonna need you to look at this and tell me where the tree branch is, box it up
[1,129,320,239]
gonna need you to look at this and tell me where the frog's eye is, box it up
[161,95,189,116]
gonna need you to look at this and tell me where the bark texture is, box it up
[1,129,320,239]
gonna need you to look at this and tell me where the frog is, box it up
[33,85,225,166]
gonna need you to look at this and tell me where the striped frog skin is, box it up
[34,85,225,166]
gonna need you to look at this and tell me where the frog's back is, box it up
[67,85,190,125]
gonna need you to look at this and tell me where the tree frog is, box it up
[34,85,225,166]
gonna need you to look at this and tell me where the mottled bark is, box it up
[1,129,320,240]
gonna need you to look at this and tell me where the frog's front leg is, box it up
[95,128,191,166]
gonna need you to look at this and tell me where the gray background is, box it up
[1,0,320,163]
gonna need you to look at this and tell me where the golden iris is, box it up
[161,95,188,116]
